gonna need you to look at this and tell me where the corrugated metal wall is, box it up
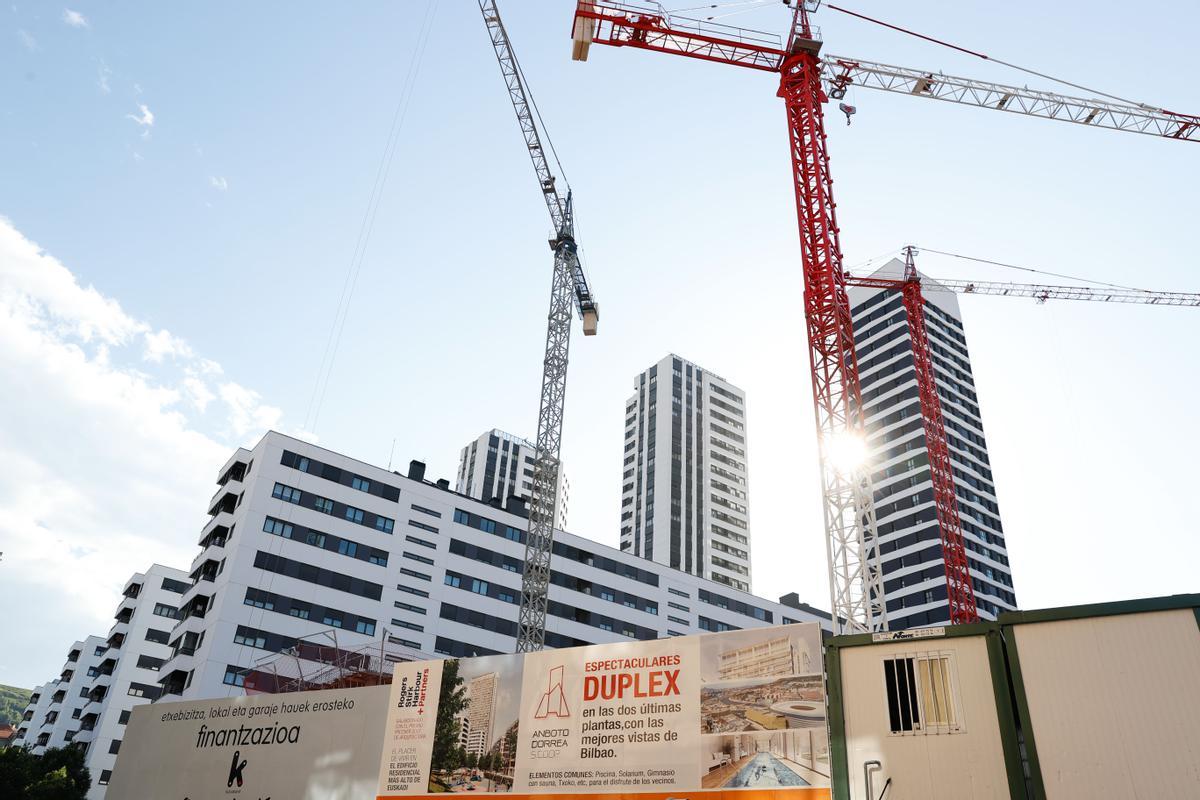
[1010,608,1200,799]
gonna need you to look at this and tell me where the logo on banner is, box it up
[534,665,569,719]
[227,750,247,788]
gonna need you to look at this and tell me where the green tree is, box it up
[0,746,90,800]
[430,659,468,776]
[465,750,478,770]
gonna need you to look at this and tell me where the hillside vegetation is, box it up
[0,685,33,727]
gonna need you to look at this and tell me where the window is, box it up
[391,618,425,632]
[355,619,376,636]
[118,710,131,725]
[223,667,246,687]
[368,551,388,566]
[314,497,334,514]
[136,655,164,671]
[127,685,148,698]
[400,567,431,582]
[108,739,121,754]
[668,615,689,625]
[668,601,689,612]
[411,504,441,518]
[479,518,496,534]
[145,628,170,644]
[272,482,301,504]
[405,551,435,566]
[352,476,371,492]
[345,506,365,524]
[234,629,266,649]
[323,612,343,628]
[469,578,489,595]
[263,517,293,537]
[244,592,273,611]
[394,600,426,614]
[98,770,112,786]
[289,606,310,620]
[94,645,107,656]
[397,584,430,598]
[87,667,100,678]
[152,603,177,619]
[884,653,962,735]
[668,587,690,598]
[503,526,522,542]
[297,457,310,472]
[409,519,438,534]
[453,509,470,525]
[338,539,358,558]
[406,534,436,550]
[376,516,395,533]
[444,574,461,588]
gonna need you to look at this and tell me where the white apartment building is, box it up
[155,431,827,703]
[620,355,752,592]
[80,565,190,796]
[462,671,498,757]
[13,564,190,798]
[456,429,569,531]
[848,262,1018,626]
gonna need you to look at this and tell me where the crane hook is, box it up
[838,102,857,125]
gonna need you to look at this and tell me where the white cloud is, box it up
[126,103,154,129]
[182,376,216,412]
[62,8,88,27]
[0,217,285,688]
[97,59,111,94]
[218,382,282,438]
[143,328,193,362]
[209,175,228,191]
[17,28,36,51]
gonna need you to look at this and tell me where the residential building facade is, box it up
[620,355,752,591]
[12,564,189,798]
[847,262,1018,627]
[462,671,498,757]
[156,431,826,703]
[456,429,569,531]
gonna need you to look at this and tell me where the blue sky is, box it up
[2,1,1197,690]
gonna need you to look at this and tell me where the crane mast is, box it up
[479,0,598,652]
[573,0,1198,633]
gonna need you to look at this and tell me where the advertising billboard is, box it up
[378,622,829,800]
[105,684,391,800]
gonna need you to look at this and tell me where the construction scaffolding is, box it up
[239,628,422,694]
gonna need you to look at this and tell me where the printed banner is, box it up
[376,622,828,798]
[105,684,390,800]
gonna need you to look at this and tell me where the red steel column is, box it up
[900,277,980,624]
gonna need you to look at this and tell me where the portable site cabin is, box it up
[825,594,1200,800]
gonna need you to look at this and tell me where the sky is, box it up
[1,1,1197,690]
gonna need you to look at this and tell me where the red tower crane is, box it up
[570,1,1197,632]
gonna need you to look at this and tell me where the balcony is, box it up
[71,726,94,746]
[122,581,142,599]
[59,669,74,683]
[50,691,65,705]
[66,649,80,663]
[198,516,231,549]
[217,458,248,487]
[85,685,108,705]
[159,668,189,698]
[189,557,220,584]
[207,489,238,517]
[106,629,127,650]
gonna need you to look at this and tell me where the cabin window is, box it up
[883,652,963,735]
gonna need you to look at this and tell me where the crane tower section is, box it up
[480,0,598,651]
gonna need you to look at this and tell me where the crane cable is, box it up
[916,247,1156,294]
[825,4,1195,118]
[302,2,438,434]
